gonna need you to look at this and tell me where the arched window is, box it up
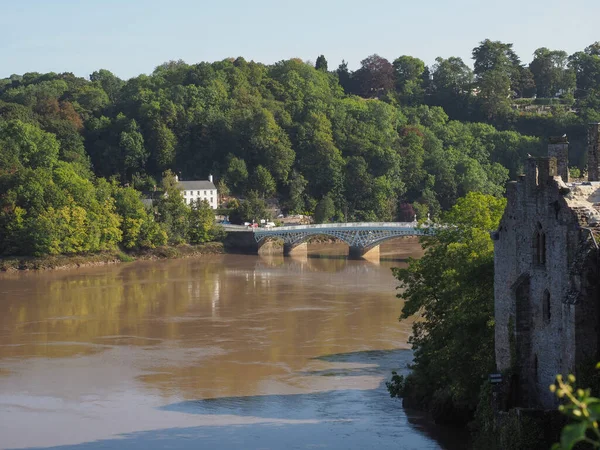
[543,290,551,324]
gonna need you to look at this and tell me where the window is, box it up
[533,223,546,265]
[204,190,207,195]
[197,191,200,195]
[543,290,551,324]
[534,354,539,382]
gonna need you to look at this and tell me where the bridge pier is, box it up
[349,245,380,261]
[284,242,308,257]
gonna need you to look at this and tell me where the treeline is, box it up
[0,120,222,256]
[2,39,600,255]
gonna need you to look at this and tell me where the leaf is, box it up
[560,422,588,450]
[586,402,600,421]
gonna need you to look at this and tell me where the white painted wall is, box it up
[182,189,218,209]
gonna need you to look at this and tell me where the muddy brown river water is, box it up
[0,240,465,449]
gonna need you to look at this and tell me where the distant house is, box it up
[175,175,218,209]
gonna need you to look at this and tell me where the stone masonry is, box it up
[494,126,600,409]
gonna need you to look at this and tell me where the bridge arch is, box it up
[253,222,430,259]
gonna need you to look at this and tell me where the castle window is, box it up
[533,223,546,266]
[543,290,551,324]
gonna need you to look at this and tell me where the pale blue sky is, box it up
[0,0,597,80]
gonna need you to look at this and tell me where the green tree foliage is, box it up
[314,194,335,223]
[4,41,598,257]
[430,57,474,119]
[89,69,124,103]
[188,199,221,244]
[0,119,59,170]
[530,48,575,98]
[393,56,426,105]
[285,170,308,214]
[389,193,506,420]
[155,170,190,244]
[0,123,123,256]
[336,60,355,94]
[248,165,276,198]
[226,155,249,193]
[111,182,166,249]
[120,119,148,180]
[472,39,522,93]
[231,190,269,224]
[550,372,600,450]
[315,55,328,72]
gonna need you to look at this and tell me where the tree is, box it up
[247,108,295,182]
[472,39,530,107]
[354,54,395,97]
[397,203,416,222]
[188,199,217,244]
[216,179,230,206]
[226,156,248,193]
[389,193,506,422]
[393,56,426,104]
[430,57,474,119]
[285,170,308,214]
[530,48,575,97]
[314,194,335,223]
[120,119,148,180]
[336,60,355,94]
[476,70,512,120]
[0,120,59,171]
[315,55,328,72]
[90,69,124,103]
[112,182,166,249]
[232,190,269,224]
[569,43,600,117]
[155,170,189,244]
[248,165,276,198]
[472,39,521,87]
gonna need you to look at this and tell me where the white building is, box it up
[175,175,218,209]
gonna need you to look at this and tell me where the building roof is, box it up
[177,180,216,190]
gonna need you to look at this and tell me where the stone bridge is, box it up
[253,222,431,259]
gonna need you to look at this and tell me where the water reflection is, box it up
[8,351,456,450]
[0,239,453,450]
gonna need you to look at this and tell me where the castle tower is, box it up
[588,123,600,181]
[548,137,569,182]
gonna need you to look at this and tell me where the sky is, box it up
[0,0,598,80]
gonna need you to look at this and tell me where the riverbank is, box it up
[0,242,224,272]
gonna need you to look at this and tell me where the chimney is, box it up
[208,174,213,183]
[588,123,600,181]
[548,136,569,182]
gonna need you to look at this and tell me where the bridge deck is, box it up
[254,222,421,233]
[253,222,430,249]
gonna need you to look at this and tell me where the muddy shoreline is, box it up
[0,242,224,272]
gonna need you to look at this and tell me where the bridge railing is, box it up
[253,222,425,233]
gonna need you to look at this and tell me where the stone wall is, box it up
[494,157,599,409]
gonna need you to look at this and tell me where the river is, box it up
[0,239,465,450]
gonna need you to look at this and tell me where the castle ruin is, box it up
[494,125,600,409]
